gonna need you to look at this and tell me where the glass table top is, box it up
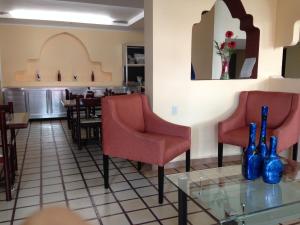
[166,164,300,224]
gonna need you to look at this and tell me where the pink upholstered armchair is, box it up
[102,94,191,203]
[218,91,300,167]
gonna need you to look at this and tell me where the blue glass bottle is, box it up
[242,123,262,180]
[262,136,284,184]
[257,106,269,160]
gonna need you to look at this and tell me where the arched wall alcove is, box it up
[15,32,112,83]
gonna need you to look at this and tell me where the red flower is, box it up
[228,41,236,49]
[225,31,234,38]
[220,42,226,50]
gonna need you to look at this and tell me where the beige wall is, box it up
[191,9,214,80]
[0,24,144,87]
[144,0,285,160]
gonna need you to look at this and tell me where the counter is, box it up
[2,86,136,119]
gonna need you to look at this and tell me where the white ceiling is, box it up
[0,0,144,30]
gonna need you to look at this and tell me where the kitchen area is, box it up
[2,86,135,119]
[0,23,144,120]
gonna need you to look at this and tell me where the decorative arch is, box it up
[15,32,112,83]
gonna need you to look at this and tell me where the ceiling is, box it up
[0,0,144,30]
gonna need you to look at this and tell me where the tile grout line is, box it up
[50,121,70,208]
[58,120,104,225]
[84,143,164,225]
[39,121,43,209]
[60,121,136,225]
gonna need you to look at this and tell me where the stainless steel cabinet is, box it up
[3,88,27,113]
[28,89,66,119]
[27,89,48,119]
[3,86,129,119]
[50,89,66,118]
[3,88,67,119]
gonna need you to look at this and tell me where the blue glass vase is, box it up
[242,123,262,180]
[257,106,269,160]
[262,136,284,184]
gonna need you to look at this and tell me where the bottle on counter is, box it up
[91,71,95,82]
[58,70,61,82]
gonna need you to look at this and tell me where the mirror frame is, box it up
[223,0,260,79]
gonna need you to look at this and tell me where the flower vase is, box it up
[220,56,230,80]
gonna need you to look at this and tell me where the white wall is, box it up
[144,0,283,160]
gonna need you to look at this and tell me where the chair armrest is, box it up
[141,96,190,140]
[102,101,165,164]
[272,95,300,151]
[218,92,248,142]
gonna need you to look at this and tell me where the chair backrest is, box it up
[0,102,13,114]
[103,94,145,132]
[65,89,70,100]
[0,110,8,149]
[76,97,101,120]
[245,91,296,128]
[70,93,84,100]
[81,97,101,108]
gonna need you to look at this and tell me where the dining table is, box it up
[7,112,29,183]
[61,99,76,108]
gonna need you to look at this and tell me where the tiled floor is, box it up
[0,120,243,225]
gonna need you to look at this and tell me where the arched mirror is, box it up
[191,0,260,80]
[282,41,300,78]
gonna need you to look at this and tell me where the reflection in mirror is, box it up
[191,0,259,80]
[282,42,300,78]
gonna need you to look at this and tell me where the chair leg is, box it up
[186,150,190,172]
[218,143,223,167]
[67,108,71,129]
[11,129,17,171]
[77,125,82,150]
[293,143,298,161]
[158,166,164,204]
[137,162,142,171]
[103,154,109,189]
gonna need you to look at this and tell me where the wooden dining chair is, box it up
[0,102,17,175]
[0,110,13,200]
[75,96,102,149]
[65,89,71,129]
[69,93,84,141]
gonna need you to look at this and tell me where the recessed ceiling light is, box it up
[9,9,115,25]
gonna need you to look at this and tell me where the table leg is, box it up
[67,107,71,129]
[178,188,188,225]
[11,128,17,170]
